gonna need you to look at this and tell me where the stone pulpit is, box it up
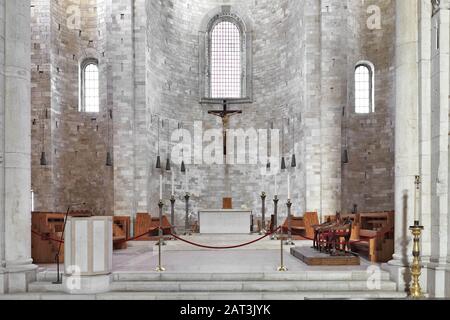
[63,216,113,294]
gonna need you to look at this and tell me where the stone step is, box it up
[36,270,392,283]
[100,291,408,300]
[112,271,392,282]
[3,291,407,300]
[29,282,63,293]
[109,280,397,292]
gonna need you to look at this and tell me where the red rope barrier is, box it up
[31,230,65,244]
[32,227,160,245]
[169,227,281,250]
[114,227,159,244]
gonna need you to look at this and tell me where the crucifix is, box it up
[208,100,243,156]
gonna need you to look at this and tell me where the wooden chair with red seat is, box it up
[329,219,353,256]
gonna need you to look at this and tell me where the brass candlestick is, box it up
[184,193,191,236]
[409,220,424,299]
[285,199,294,245]
[271,195,279,240]
[170,195,177,239]
[260,192,266,235]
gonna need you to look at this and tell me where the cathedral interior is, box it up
[0,0,449,301]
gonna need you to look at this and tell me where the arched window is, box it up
[210,20,242,98]
[199,7,252,103]
[80,59,99,113]
[354,63,375,114]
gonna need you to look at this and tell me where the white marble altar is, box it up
[198,210,252,234]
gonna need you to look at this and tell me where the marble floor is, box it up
[38,234,376,274]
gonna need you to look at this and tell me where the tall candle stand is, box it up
[271,195,279,240]
[170,195,176,240]
[184,193,191,236]
[155,200,166,246]
[260,192,266,235]
[409,221,424,298]
[285,199,294,245]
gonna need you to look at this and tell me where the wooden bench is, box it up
[280,212,319,239]
[31,211,91,264]
[113,216,131,250]
[349,212,394,262]
[134,212,172,240]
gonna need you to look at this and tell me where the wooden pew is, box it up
[349,211,394,262]
[134,213,153,241]
[280,212,319,239]
[31,211,91,264]
[303,212,319,239]
[134,212,172,240]
[113,216,131,250]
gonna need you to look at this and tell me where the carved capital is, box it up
[432,0,440,16]
[432,0,450,16]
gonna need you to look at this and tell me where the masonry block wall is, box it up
[31,0,113,214]
[0,0,6,266]
[341,0,395,213]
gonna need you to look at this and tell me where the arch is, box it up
[79,58,100,113]
[199,6,253,103]
[354,61,375,114]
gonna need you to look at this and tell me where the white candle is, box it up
[287,173,291,199]
[171,170,174,196]
[159,174,163,200]
[185,169,188,193]
[274,174,278,195]
[414,177,420,222]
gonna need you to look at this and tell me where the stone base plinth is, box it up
[290,247,360,266]
[64,274,112,294]
[0,262,37,294]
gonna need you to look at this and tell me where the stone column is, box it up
[426,0,450,298]
[0,0,37,294]
[383,0,420,291]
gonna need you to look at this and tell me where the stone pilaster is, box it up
[108,0,137,217]
[0,0,37,294]
[383,0,420,292]
[319,0,347,217]
[425,0,450,298]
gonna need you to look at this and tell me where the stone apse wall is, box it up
[341,0,395,213]
[30,0,396,229]
[31,0,113,214]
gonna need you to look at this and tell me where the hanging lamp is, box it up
[156,116,161,169]
[40,108,48,166]
[165,119,171,171]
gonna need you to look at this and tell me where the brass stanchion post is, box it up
[277,234,288,272]
[156,200,166,246]
[271,195,279,240]
[155,228,166,272]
